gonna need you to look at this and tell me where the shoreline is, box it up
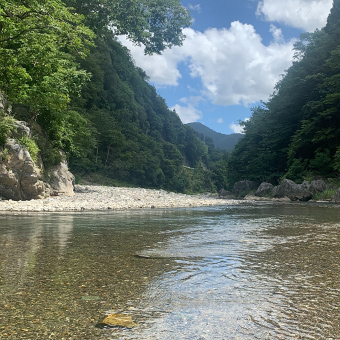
[0,185,237,212]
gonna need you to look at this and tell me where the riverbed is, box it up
[0,202,339,339]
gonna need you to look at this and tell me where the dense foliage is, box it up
[228,0,340,185]
[0,0,228,193]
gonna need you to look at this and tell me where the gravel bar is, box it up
[0,185,236,212]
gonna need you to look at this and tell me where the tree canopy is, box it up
[65,0,191,54]
[0,0,94,113]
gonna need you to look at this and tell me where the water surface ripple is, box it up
[0,202,339,339]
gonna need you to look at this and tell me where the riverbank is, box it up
[0,185,236,212]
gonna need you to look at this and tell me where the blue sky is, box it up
[119,0,333,134]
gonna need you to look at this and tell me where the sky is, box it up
[119,0,333,134]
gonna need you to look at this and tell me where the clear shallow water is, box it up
[0,202,339,339]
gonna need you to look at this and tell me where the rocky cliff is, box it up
[0,94,74,201]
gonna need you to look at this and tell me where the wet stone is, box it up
[96,313,137,329]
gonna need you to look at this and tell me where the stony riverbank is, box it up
[0,185,236,212]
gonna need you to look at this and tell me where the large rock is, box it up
[273,179,313,201]
[0,118,75,200]
[218,188,234,198]
[0,138,46,200]
[309,180,327,194]
[232,180,258,197]
[331,188,340,203]
[46,160,74,196]
[255,182,274,197]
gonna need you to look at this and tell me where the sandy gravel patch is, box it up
[0,185,236,212]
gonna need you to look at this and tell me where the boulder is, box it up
[255,182,274,197]
[232,180,258,197]
[309,179,327,194]
[273,179,313,201]
[46,160,74,196]
[0,138,45,200]
[331,188,340,203]
[218,189,234,198]
[0,120,75,199]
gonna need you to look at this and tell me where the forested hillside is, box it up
[188,122,244,152]
[228,0,340,185]
[0,0,228,194]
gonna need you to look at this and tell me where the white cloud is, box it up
[117,35,182,86]
[229,118,250,134]
[217,118,224,123]
[171,104,202,123]
[229,122,245,134]
[119,23,296,107]
[257,0,333,31]
[181,24,296,106]
[269,24,284,43]
[188,4,202,13]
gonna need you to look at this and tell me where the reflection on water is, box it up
[0,203,339,339]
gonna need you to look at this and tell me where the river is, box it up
[0,202,339,339]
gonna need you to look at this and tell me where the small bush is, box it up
[312,189,337,201]
[18,135,40,163]
[0,113,15,145]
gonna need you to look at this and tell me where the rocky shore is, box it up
[0,185,236,212]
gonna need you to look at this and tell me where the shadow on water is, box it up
[0,203,339,339]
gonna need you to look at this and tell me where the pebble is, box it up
[0,185,236,212]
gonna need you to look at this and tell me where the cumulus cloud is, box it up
[217,118,224,123]
[229,122,245,134]
[188,4,202,13]
[181,24,296,106]
[269,24,284,43]
[119,23,296,108]
[171,103,202,123]
[229,118,250,134]
[257,0,333,31]
[117,35,182,86]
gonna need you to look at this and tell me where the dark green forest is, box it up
[228,0,340,185]
[0,0,228,193]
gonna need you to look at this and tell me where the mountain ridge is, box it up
[188,122,244,152]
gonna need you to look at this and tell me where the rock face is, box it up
[232,180,258,197]
[0,118,74,200]
[273,179,313,201]
[0,137,46,200]
[331,188,340,203]
[46,160,74,196]
[255,182,274,197]
[309,180,327,194]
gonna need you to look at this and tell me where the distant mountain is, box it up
[188,122,244,152]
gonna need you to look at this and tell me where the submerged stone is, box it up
[97,313,137,329]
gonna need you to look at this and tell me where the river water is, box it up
[0,202,339,339]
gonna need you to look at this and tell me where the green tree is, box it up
[65,0,191,54]
[0,0,94,112]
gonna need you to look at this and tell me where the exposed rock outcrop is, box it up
[45,160,74,196]
[0,137,46,200]
[232,180,258,197]
[0,116,74,200]
[331,188,340,203]
[218,188,235,198]
[272,179,313,201]
[255,182,274,197]
[308,180,327,194]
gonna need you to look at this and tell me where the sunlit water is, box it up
[0,202,339,339]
